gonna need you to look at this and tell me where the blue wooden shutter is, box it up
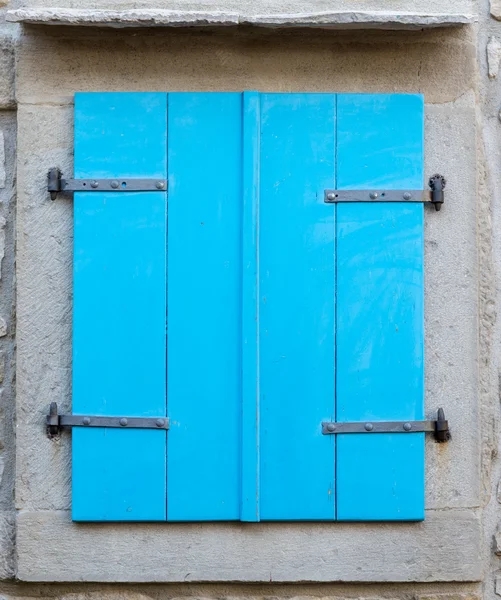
[166,93,242,520]
[258,93,336,520]
[70,91,424,522]
[72,93,168,521]
[335,94,425,521]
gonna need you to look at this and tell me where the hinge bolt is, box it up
[110,180,119,189]
[156,181,166,190]
[156,418,165,427]
[82,417,91,426]
[403,422,412,431]
[369,192,378,200]
[326,423,336,432]
[403,192,412,200]
[364,423,374,431]
[119,418,128,426]
[90,181,99,189]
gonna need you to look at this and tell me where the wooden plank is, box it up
[72,92,167,521]
[336,94,425,521]
[166,93,242,520]
[241,91,260,522]
[259,93,336,520]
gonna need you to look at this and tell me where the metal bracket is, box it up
[46,402,169,438]
[47,167,167,200]
[324,173,446,212]
[321,408,450,443]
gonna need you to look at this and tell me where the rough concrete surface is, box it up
[16,509,481,582]
[14,27,476,106]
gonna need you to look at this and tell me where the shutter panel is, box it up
[336,94,425,521]
[259,93,336,520]
[166,93,242,520]
[70,91,425,522]
[72,93,168,521]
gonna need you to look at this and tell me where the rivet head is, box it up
[326,192,336,201]
[90,180,99,189]
[156,418,165,427]
[156,181,165,190]
[403,192,412,200]
[365,423,374,431]
[119,418,128,426]
[326,423,336,432]
[369,192,378,200]
[82,417,91,426]
[110,180,119,189]
[403,422,412,431]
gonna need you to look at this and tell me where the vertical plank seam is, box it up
[334,93,338,522]
[165,92,169,522]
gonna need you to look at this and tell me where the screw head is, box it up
[403,192,412,201]
[403,422,412,431]
[90,180,99,189]
[156,418,165,427]
[369,192,378,200]
[326,423,336,433]
[110,180,119,189]
[119,418,128,427]
[82,417,91,426]
[326,192,336,201]
[156,181,166,190]
[364,423,374,431]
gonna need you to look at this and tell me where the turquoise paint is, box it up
[241,92,261,522]
[166,93,242,520]
[71,92,425,522]
[72,92,168,521]
[335,94,425,521]
[259,93,336,520]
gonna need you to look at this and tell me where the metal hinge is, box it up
[324,174,446,212]
[321,408,450,443]
[47,167,167,200]
[46,402,169,438]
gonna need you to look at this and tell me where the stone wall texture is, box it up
[0,0,499,597]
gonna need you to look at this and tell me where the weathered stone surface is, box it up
[0,132,7,191]
[417,595,481,600]
[60,594,154,600]
[15,26,476,107]
[0,37,15,110]
[492,0,501,19]
[6,7,475,29]
[0,512,15,580]
[0,216,6,281]
[424,95,479,510]
[0,318,7,339]
[16,509,481,582]
[487,36,501,78]
[494,528,501,554]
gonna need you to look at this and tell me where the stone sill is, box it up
[6,8,475,29]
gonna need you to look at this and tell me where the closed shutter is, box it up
[70,91,424,522]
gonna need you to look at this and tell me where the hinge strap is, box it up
[46,402,169,438]
[324,174,446,211]
[47,168,166,200]
[321,408,450,443]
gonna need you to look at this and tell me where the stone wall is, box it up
[0,0,498,597]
